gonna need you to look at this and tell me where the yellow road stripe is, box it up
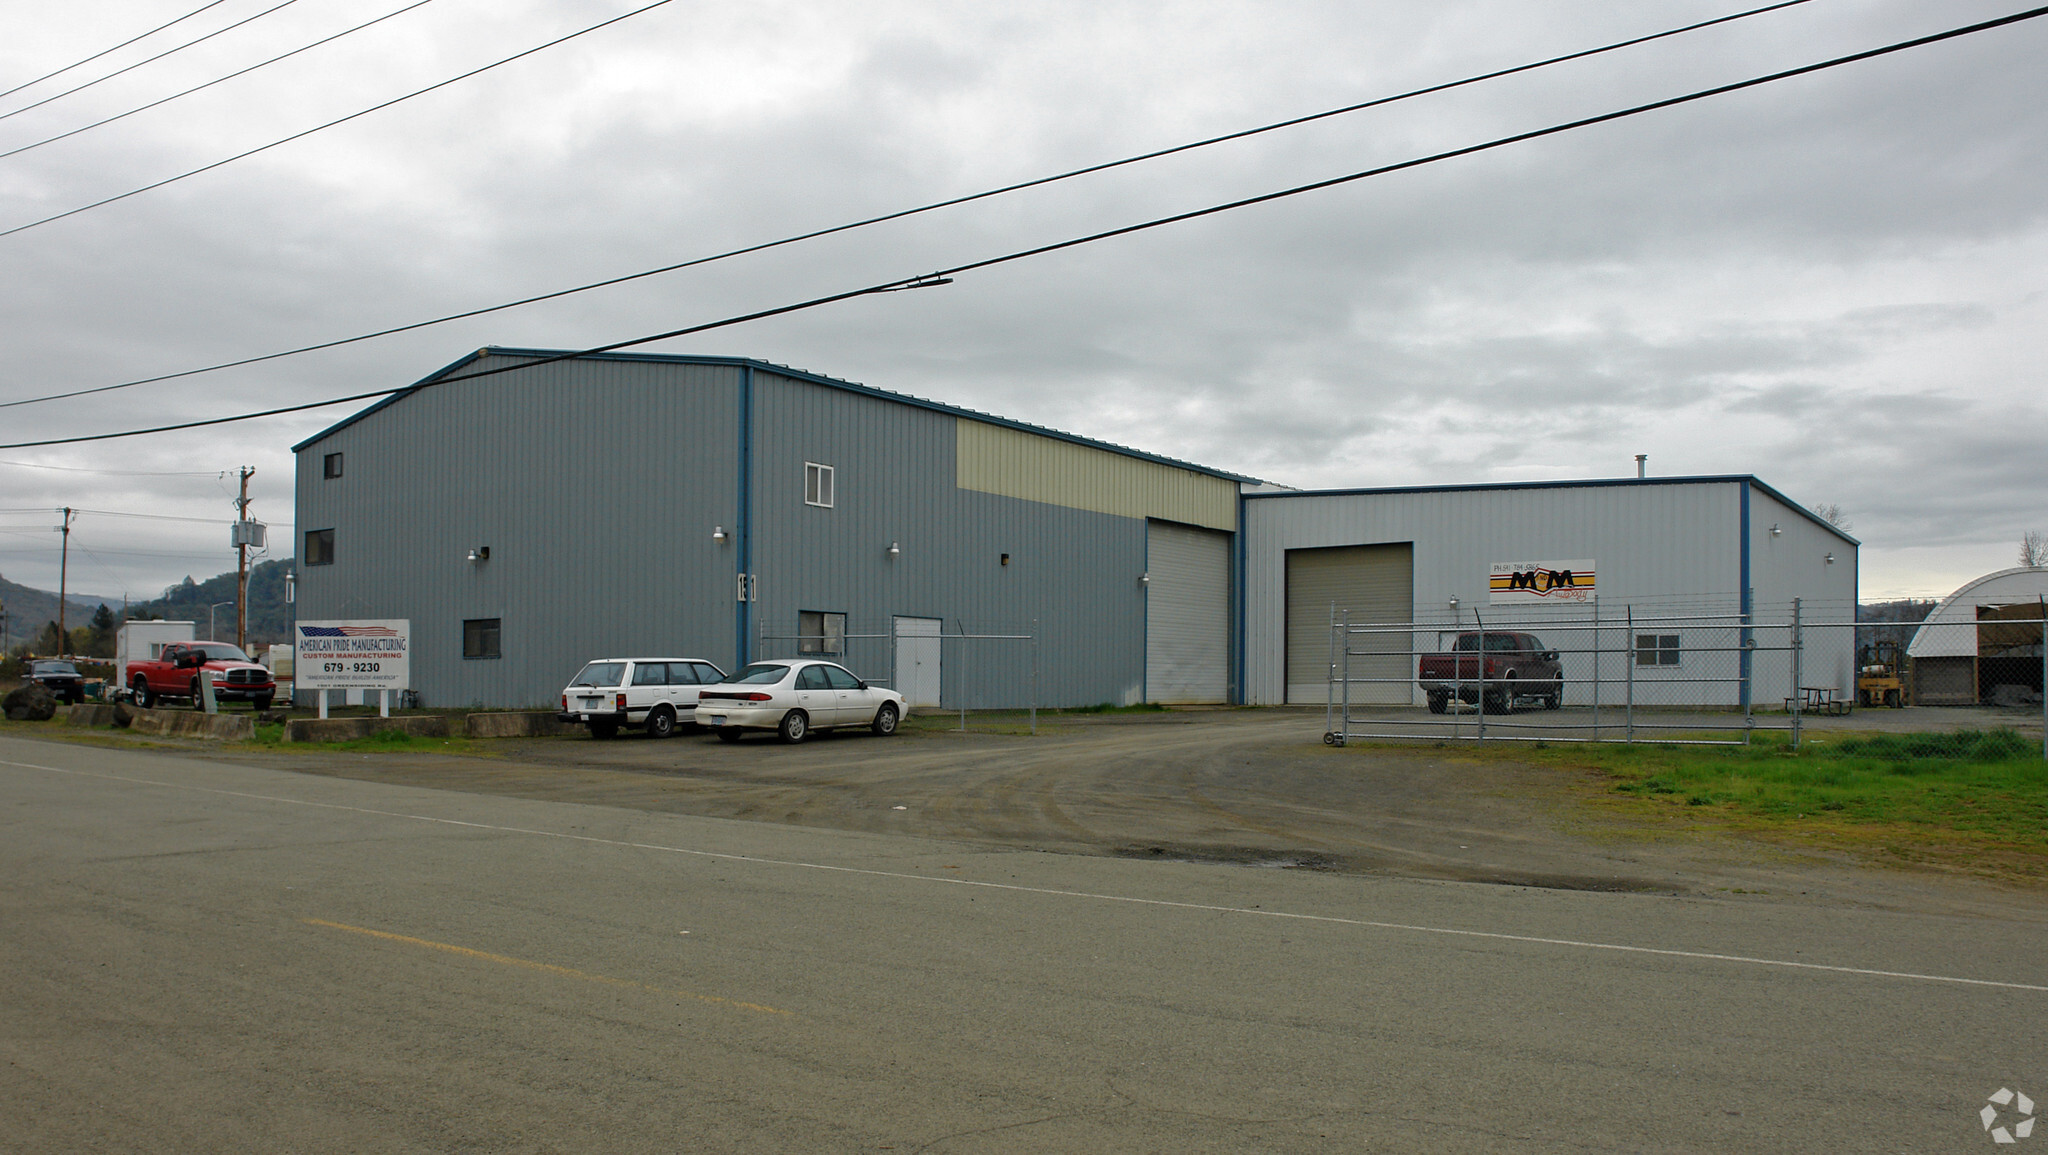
[302,918,792,1016]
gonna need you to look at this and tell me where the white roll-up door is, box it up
[1285,543,1414,704]
[1145,520,1231,703]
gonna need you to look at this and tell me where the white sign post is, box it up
[1489,560,1597,605]
[294,620,411,717]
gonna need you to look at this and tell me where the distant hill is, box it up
[0,574,113,652]
[124,558,296,645]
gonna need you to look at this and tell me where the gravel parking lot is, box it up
[221,706,2042,916]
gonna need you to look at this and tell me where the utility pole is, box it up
[234,466,254,652]
[57,507,74,656]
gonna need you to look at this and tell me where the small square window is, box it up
[1635,634,1681,666]
[798,610,846,655]
[805,462,834,508]
[323,452,344,479]
[305,528,335,566]
[463,618,501,659]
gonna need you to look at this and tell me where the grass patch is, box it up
[1546,729,2048,848]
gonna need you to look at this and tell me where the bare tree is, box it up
[1810,502,1851,531]
[2022,531,2047,568]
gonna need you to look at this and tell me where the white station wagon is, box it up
[694,660,905,743]
[557,657,728,739]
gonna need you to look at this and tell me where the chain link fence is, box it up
[1321,598,2046,760]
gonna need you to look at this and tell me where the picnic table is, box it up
[1786,686,1851,715]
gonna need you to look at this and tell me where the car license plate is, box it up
[709,715,727,725]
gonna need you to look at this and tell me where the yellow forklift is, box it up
[1857,640,1909,708]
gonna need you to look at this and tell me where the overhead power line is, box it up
[0,0,444,162]
[5,4,2040,451]
[0,0,1816,411]
[0,0,231,104]
[0,459,223,475]
[0,0,678,241]
[0,0,304,124]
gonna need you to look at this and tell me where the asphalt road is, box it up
[5,732,2046,1152]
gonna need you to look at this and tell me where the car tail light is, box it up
[1484,658,1498,677]
[615,693,627,711]
[737,692,772,702]
[561,695,568,711]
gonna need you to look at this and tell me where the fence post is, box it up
[1790,597,1804,749]
[1475,609,1487,743]
[1591,594,1601,741]
[1340,609,1352,743]
[2039,597,2045,762]
[1325,603,1336,739]
[1625,605,1635,744]
[1031,618,1039,737]
[958,621,968,733]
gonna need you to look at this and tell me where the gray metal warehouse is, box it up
[293,349,1859,712]
[292,348,1259,710]
[1239,478,1859,709]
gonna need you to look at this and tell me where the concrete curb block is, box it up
[465,712,564,738]
[66,704,119,728]
[128,708,255,741]
[282,715,451,743]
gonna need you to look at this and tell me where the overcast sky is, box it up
[2,0,2043,608]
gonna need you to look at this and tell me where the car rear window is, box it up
[571,662,626,687]
[731,663,790,685]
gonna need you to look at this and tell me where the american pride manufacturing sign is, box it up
[1489,560,1596,604]
[294,620,411,690]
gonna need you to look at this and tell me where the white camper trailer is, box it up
[116,621,196,691]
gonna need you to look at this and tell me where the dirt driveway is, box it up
[215,708,2039,916]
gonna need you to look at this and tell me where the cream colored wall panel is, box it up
[955,419,1236,530]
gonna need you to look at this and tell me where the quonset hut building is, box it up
[292,348,1858,710]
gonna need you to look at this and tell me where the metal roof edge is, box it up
[1243,474,1861,546]
[290,348,492,452]
[1242,474,1758,501]
[1743,477,1859,545]
[292,346,1265,484]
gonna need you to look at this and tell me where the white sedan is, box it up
[693,660,906,743]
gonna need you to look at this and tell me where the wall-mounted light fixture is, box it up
[1448,595,1460,609]
[1000,553,1010,566]
[1825,552,1836,565]
[466,546,491,563]
[712,525,727,543]
[1138,572,1151,586]
[1770,523,1782,537]
[887,541,901,557]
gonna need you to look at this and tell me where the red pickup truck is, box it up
[127,641,276,711]
[1418,631,1562,714]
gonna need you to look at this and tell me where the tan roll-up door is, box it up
[1145,519,1231,703]
[1285,543,1414,704]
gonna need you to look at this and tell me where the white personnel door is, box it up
[894,617,942,708]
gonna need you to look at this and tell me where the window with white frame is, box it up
[798,610,846,655]
[804,462,834,508]
[1635,634,1681,666]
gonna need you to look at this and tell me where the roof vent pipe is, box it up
[1635,454,1647,479]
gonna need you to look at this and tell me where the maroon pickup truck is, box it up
[127,641,276,711]
[1418,631,1562,714]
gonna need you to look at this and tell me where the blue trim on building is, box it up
[1739,481,1753,711]
[736,364,754,670]
[293,346,1263,485]
[1232,490,1247,706]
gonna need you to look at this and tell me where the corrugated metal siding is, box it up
[1144,520,1230,702]
[955,419,1237,531]
[1285,543,1413,704]
[297,359,1161,710]
[294,355,744,707]
[708,370,1149,710]
[1243,482,1745,705]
